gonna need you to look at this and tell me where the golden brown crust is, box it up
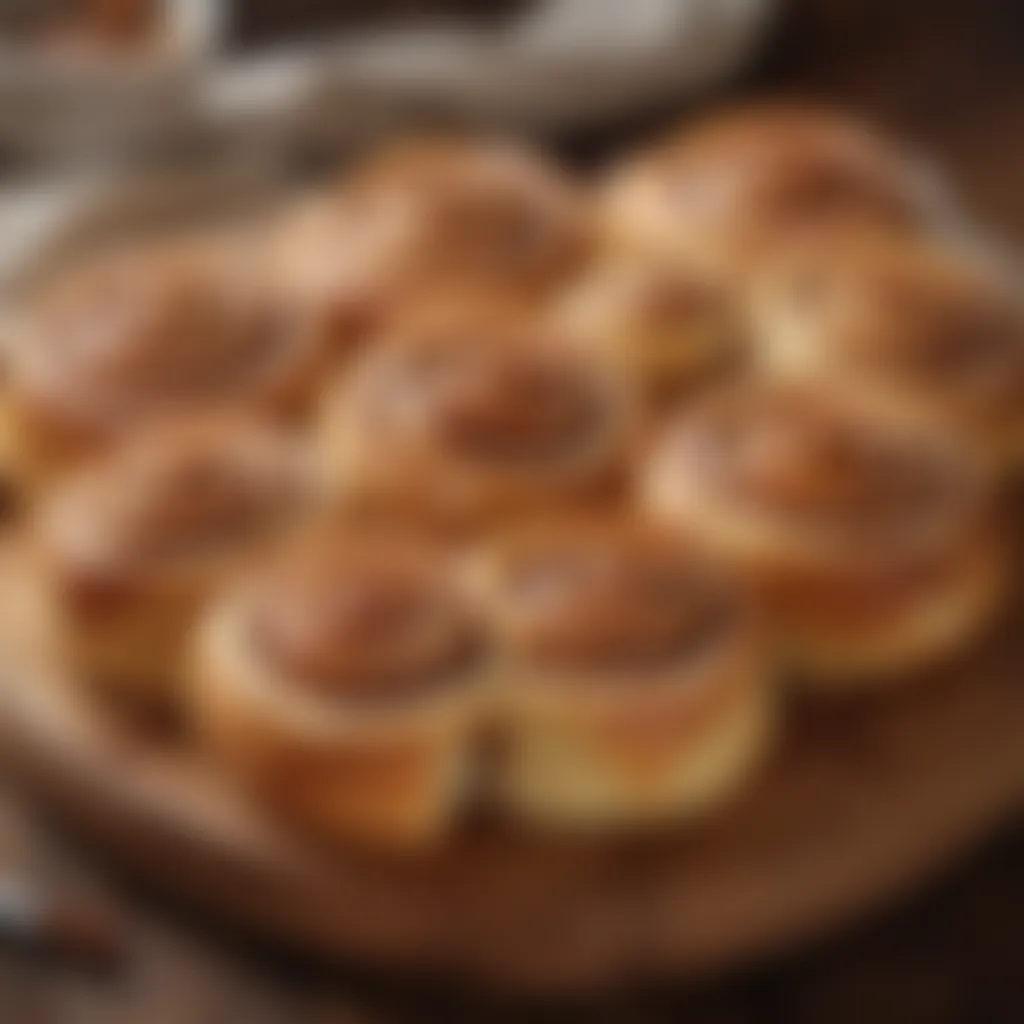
[250,538,484,703]
[752,234,1024,464]
[555,254,738,400]
[273,194,399,370]
[31,414,317,705]
[5,233,329,487]
[276,137,592,350]
[190,530,493,848]
[0,112,1008,850]
[346,137,592,294]
[321,315,638,532]
[643,382,1004,680]
[471,516,775,825]
[602,102,933,278]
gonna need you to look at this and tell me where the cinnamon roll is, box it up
[472,516,774,826]
[28,414,317,706]
[752,234,1024,466]
[555,253,738,400]
[643,383,1005,683]
[321,317,637,532]
[191,531,492,847]
[2,233,327,489]
[602,103,936,279]
[276,137,592,331]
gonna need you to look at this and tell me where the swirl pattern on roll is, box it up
[323,318,635,529]
[251,538,485,703]
[754,234,1024,461]
[487,520,742,678]
[602,103,933,277]
[11,236,322,446]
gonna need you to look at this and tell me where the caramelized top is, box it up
[354,325,616,470]
[42,416,312,584]
[252,537,483,702]
[560,255,730,370]
[490,520,743,677]
[663,384,978,557]
[762,236,1024,422]
[619,103,924,266]
[15,237,309,437]
[337,138,591,294]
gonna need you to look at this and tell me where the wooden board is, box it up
[0,592,1022,995]
[2,2,1024,993]
[2,5,1024,1019]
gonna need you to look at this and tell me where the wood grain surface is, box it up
[2,0,1024,1020]
[4,584,1024,995]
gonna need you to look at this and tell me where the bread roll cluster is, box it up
[3,104,1018,848]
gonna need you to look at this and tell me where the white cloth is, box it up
[0,0,773,160]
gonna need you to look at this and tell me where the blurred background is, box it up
[0,1,1023,1021]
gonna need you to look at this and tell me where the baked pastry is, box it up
[601,102,937,279]
[321,316,637,532]
[643,383,1005,683]
[272,193,401,373]
[28,414,317,706]
[1,114,1011,858]
[471,515,774,826]
[555,253,737,400]
[348,136,592,294]
[192,530,493,848]
[276,136,592,333]
[1,233,327,490]
[752,233,1024,466]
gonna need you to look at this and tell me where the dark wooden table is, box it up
[3,2,1024,1020]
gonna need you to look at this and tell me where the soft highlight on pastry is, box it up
[28,414,318,706]
[321,315,638,532]
[555,253,738,400]
[2,233,328,488]
[191,530,494,848]
[601,102,938,279]
[471,515,775,826]
[643,382,1004,682]
[276,135,592,351]
[752,233,1024,466]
